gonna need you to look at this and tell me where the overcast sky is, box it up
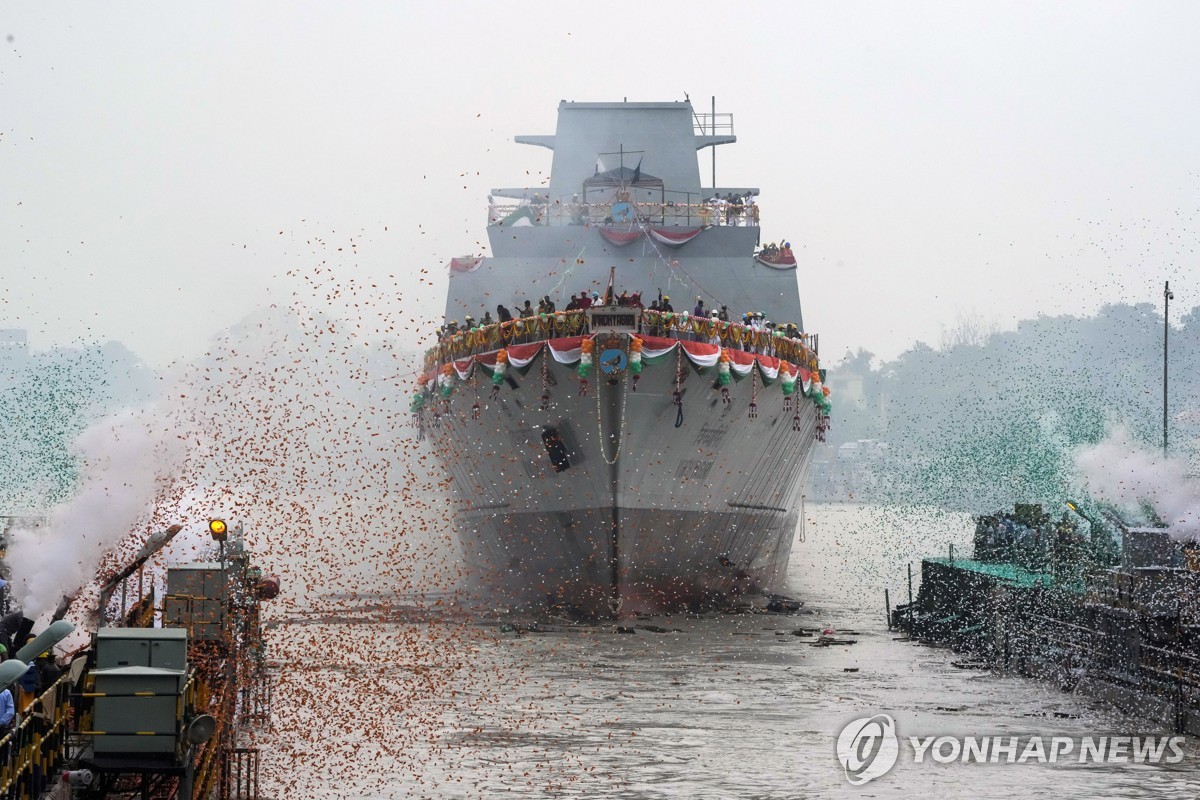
[3,2,1197,367]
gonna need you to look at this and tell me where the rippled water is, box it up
[255,504,1199,799]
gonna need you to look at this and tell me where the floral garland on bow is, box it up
[411,373,430,412]
[492,349,508,386]
[717,350,731,385]
[578,337,594,378]
[780,361,797,396]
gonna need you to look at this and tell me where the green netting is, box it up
[926,558,1056,590]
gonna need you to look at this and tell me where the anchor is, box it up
[540,393,551,411]
[579,379,588,397]
[721,386,731,404]
[748,401,758,419]
[471,401,481,420]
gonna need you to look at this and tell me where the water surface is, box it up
[256,504,1198,799]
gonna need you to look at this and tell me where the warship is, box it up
[416,100,829,617]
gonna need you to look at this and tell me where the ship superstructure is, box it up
[416,100,830,617]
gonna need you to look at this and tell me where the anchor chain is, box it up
[748,368,758,419]
[673,347,684,428]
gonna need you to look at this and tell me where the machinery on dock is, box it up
[0,519,277,799]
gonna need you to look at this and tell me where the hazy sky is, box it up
[3,2,1198,367]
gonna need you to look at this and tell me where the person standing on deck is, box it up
[0,686,13,733]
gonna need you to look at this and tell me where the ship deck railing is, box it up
[693,111,735,137]
[424,309,818,374]
[488,201,761,228]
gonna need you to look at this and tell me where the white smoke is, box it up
[6,408,186,619]
[5,298,458,630]
[1073,425,1200,542]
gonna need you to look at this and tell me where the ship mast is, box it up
[711,96,717,188]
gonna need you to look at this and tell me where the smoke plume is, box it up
[6,408,186,619]
[1073,425,1200,541]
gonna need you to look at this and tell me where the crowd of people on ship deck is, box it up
[436,287,810,358]
[698,192,758,226]
[758,241,793,260]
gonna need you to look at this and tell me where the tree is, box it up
[938,311,1000,351]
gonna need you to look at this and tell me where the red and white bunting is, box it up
[757,354,781,381]
[505,341,543,369]
[648,227,703,247]
[448,256,484,273]
[598,228,641,246]
[724,348,757,377]
[440,336,792,381]
[637,336,678,361]
[679,340,721,368]
[637,336,721,368]
[720,348,781,378]
[547,336,588,364]
[798,367,813,394]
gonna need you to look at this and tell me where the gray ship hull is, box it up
[424,349,815,616]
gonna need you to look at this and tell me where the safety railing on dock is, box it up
[0,675,72,799]
[1001,609,1200,733]
[221,747,260,800]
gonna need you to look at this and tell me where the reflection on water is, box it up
[256,505,1199,799]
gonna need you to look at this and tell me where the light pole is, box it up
[1164,281,1173,458]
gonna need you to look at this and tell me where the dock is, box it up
[892,503,1200,735]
